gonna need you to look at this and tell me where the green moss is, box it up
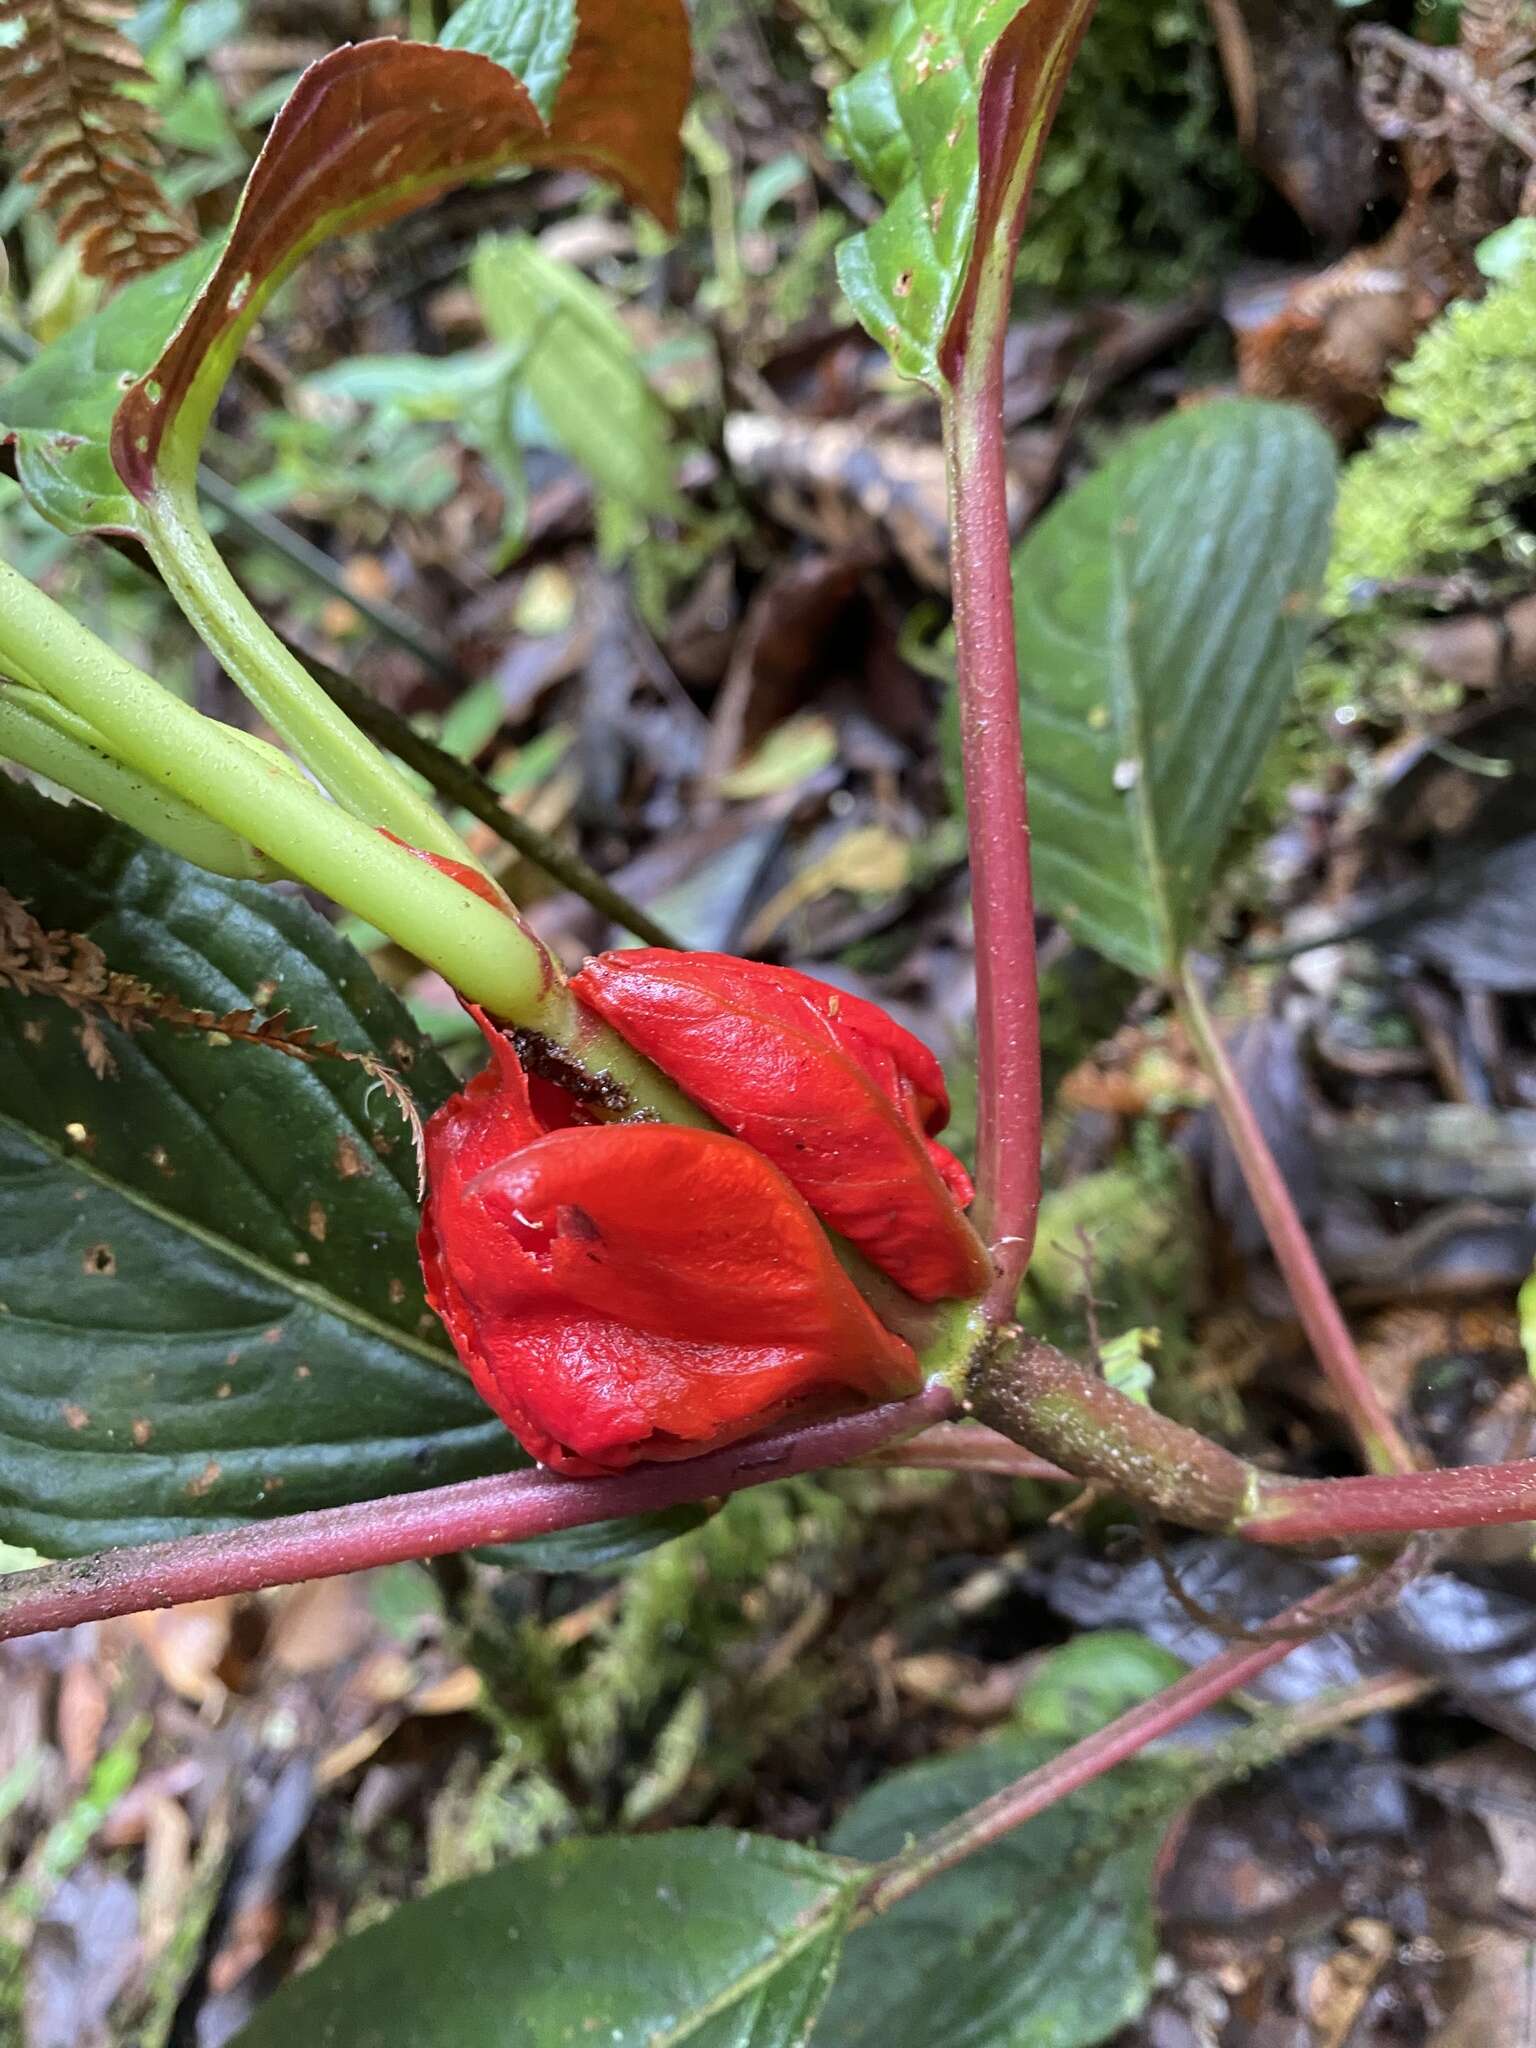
[1017,0,1255,298]
[1327,256,1536,611]
[1024,1124,1196,1367]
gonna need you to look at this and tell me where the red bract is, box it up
[418,1010,922,1475]
[571,950,991,1302]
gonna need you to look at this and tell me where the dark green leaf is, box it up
[0,786,520,1551]
[814,1633,1190,2048]
[832,0,1091,387]
[0,246,214,535]
[1011,399,1336,978]
[483,1502,711,1574]
[231,1832,857,2048]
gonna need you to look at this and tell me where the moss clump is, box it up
[1327,253,1536,610]
[1018,0,1255,298]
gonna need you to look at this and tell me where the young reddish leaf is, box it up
[940,0,1095,379]
[832,0,1096,391]
[444,0,689,221]
[112,16,688,501]
[112,43,542,497]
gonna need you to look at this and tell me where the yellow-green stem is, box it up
[0,685,279,880]
[140,482,478,868]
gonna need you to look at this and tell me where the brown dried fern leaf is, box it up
[0,0,196,283]
[0,886,427,1190]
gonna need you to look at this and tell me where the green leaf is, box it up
[471,232,681,516]
[485,1503,710,1574]
[832,0,1092,387]
[231,1832,857,2048]
[1010,398,1336,979]
[109,11,688,510]
[440,0,575,117]
[0,246,216,535]
[814,1633,1191,2048]
[1010,1629,1184,1739]
[0,786,520,1551]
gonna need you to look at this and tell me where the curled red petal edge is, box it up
[570,950,991,1303]
[417,1008,923,1475]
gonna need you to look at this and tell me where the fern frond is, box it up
[0,0,196,284]
[0,886,427,1191]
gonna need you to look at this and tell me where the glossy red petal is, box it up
[571,950,989,1302]
[422,1004,544,1188]
[419,1117,921,1474]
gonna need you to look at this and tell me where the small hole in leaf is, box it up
[83,1242,116,1277]
[144,379,163,405]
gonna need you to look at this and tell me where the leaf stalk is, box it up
[1177,957,1418,1478]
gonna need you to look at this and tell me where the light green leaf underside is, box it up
[1012,398,1337,978]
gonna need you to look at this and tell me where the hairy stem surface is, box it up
[0,1390,955,1643]
[944,365,1042,1312]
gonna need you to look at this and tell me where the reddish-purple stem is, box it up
[865,1420,1070,1482]
[1179,961,1416,1478]
[946,364,1042,1314]
[0,1387,952,1643]
[859,1574,1358,1915]
[1247,1457,1536,1546]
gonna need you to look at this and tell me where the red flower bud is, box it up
[571,951,990,1303]
[418,1009,922,1474]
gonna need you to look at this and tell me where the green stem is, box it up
[308,659,681,949]
[0,685,279,881]
[0,320,462,681]
[0,554,549,1024]
[966,1325,1262,1530]
[195,467,462,684]
[139,482,476,867]
[0,557,720,1126]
